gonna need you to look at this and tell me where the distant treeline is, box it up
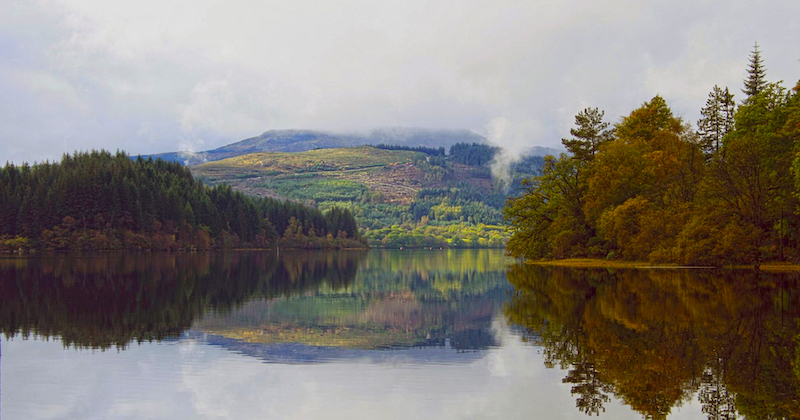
[448,143,500,166]
[505,45,800,266]
[0,150,364,251]
[372,144,446,156]
[372,142,507,168]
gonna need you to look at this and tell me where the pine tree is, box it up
[697,85,735,157]
[742,43,767,101]
[561,108,614,163]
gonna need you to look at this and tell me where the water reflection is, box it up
[0,249,510,355]
[504,264,800,419]
[193,249,511,358]
[0,251,366,349]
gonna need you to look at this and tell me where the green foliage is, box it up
[265,178,368,202]
[364,222,506,249]
[505,154,591,259]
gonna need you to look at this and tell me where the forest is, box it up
[504,45,800,266]
[0,150,365,251]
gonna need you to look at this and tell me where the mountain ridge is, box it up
[144,128,563,165]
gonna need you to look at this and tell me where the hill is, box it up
[148,128,490,165]
[192,144,545,248]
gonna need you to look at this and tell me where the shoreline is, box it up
[525,258,800,272]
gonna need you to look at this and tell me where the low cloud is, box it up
[484,117,546,187]
[2,0,799,164]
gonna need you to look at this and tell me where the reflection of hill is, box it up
[0,251,366,349]
[194,249,512,351]
[186,331,488,365]
[504,265,800,419]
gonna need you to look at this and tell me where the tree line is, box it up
[372,144,446,156]
[505,44,800,266]
[0,150,364,251]
[448,142,500,166]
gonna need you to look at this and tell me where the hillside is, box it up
[195,146,470,203]
[192,144,545,248]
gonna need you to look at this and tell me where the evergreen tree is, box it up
[0,150,363,251]
[742,43,767,101]
[561,108,614,163]
[697,85,735,157]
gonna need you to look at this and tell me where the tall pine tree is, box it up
[742,43,767,102]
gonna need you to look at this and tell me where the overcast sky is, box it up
[2,0,799,164]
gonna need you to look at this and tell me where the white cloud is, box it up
[2,0,799,163]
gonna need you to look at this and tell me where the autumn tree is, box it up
[584,96,704,260]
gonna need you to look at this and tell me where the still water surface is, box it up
[2,250,799,419]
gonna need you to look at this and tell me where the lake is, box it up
[2,250,799,419]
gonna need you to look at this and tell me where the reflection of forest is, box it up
[194,249,512,350]
[0,251,366,349]
[504,265,800,419]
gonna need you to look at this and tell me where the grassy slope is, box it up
[192,146,482,204]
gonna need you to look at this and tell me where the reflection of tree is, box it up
[504,265,800,419]
[564,361,613,416]
[0,251,366,349]
[699,366,736,420]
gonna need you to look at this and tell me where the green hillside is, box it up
[192,144,543,248]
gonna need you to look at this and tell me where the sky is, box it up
[1,0,799,164]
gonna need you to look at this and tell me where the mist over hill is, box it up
[145,128,563,166]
